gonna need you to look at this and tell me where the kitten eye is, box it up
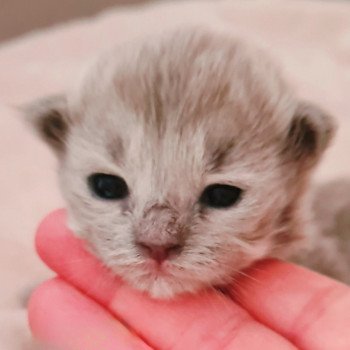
[88,173,129,200]
[199,184,242,209]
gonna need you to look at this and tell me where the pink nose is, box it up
[137,242,182,264]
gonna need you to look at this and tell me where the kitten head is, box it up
[25,28,335,298]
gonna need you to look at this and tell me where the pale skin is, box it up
[28,210,350,350]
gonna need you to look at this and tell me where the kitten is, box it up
[25,27,346,298]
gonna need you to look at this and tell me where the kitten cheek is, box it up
[66,213,86,238]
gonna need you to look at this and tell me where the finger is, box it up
[233,259,350,350]
[35,209,119,306]
[107,282,297,350]
[35,210,297,350]
[28,277,152,350]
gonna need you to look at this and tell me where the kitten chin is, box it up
[126,275,201,299]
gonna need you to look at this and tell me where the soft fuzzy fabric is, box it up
[0,0,349,348]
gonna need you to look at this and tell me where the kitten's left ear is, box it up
[285,101,336,167]
[22,94,70,156]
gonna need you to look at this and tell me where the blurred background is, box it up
[0,0,151,43]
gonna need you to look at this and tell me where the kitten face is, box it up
[26,28,335,298]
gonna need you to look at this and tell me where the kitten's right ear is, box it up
[22,94,70,155]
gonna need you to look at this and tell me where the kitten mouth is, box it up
[143,259,174,276]
[126,271,191,299]
[114,259,214,298]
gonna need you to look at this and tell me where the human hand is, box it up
[28,210,350,349]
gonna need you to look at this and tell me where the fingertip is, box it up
[27,277,61,338]
[35,209,67,258]
[28,277,151,350]
[34,209,121,307]
[35,209,85,272]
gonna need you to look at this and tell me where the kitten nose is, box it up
[137,242,182,264]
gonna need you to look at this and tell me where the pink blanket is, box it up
[0,0,349,348]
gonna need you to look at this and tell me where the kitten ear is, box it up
[286,101,336,166]
[23,94,70,155]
